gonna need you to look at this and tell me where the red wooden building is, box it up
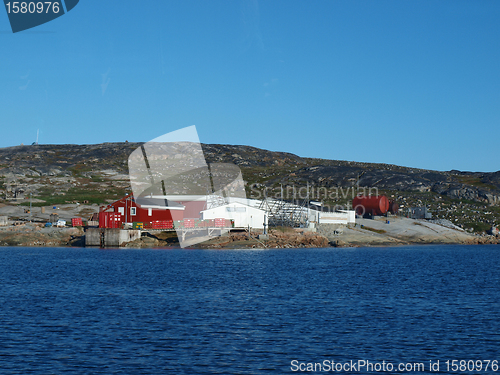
[99,194,207,228]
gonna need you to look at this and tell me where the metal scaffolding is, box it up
[259,198,309,228]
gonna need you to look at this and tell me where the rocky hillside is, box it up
[0,142,499,233]
[202,144,500,204]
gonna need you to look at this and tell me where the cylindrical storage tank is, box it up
[352,195,389,216]
[388,200,399,214]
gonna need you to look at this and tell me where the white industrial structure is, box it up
[205,197,356,228]
[201,201,268,229]
[140,193,355,230]
[317,210,356,225]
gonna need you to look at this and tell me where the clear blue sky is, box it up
[1,0,499,172]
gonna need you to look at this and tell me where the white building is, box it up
[317,210,356,225]
[201,201,267,229]
[0,216,8,226]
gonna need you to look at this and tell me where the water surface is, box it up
[0,245,499,374]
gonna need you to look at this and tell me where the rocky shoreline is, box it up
[1,219,498,249]
[0,224,84,247]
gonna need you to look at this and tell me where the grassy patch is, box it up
[361,226,387,234]
[454,175,497,191]
[491,206,500,215]
[21,186,126,207]
[68,164,92,177]
[90,175,104,182]
[464,222,491,233]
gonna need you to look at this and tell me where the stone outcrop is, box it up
[0,224,83,247]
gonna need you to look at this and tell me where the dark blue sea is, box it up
[0,245,499,374]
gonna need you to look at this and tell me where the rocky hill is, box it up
[0,142,499,233]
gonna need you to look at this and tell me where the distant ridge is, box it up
[0,142,499,204]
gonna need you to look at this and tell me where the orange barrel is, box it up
[352,195,389,216]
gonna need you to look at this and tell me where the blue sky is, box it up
[1,0,499,172]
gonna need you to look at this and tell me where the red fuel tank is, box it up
[352,195,389,216]
[388,200,399,214]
